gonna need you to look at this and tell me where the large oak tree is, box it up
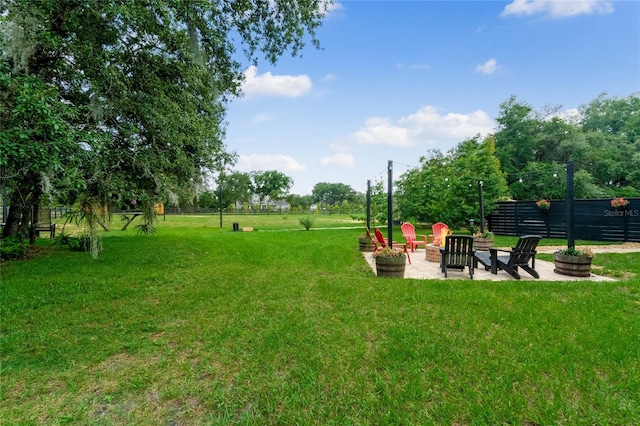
[1,0,327,244]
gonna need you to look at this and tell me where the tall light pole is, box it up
[387,160,393,244]
[566,161,575,249]
[216,158,228,229]
[366,179,371,231]
[478,180,485,234]
[219,170,224,228]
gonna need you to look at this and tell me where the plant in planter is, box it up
[358,233,375,252]
[611,197,629,210]
[554,247,593,277]
[536,199,551,210]
[372,246,406,278]
[473,230,494,251]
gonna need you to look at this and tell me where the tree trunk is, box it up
[1,204,25,239]
[1,171,42,244]
[29,204,39,245]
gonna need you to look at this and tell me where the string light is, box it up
[507,169,564,184]
[394,161,420,171]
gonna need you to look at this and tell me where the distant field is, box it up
[54,212,364,233]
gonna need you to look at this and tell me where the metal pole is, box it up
[478,180,485,234]
[387,160,393,244]
[566,161,575,249]
[219,173,223,228]
[366,179,371,231]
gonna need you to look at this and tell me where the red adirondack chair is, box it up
[366,227,382,253]
[374,228,411,264]
[401,222,428,252]
[429,222,449,246]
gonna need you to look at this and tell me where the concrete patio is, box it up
[363,244,640,281]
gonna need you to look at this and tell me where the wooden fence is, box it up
[488,198,639,242]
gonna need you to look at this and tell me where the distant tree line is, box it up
[189,174,366,214]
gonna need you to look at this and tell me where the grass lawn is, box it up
[2,214,639,424]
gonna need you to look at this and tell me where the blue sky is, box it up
[224,0,640,196]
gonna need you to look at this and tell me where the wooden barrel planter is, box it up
[375,254,406,278]
[473,237,493,251]
[359,238,375,252]
[554,253,592,277]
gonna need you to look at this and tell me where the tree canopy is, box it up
[251,170,293,205]
[394,93,638,227]
[218,171,254,209]
[494,93,639,199]
[1,0,327,242]
[395,136,509,228]
[311,182,357,206]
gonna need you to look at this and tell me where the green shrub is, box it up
[0,237,28,261]
[556,247,593,258]
[52,232,80,249]
[473,231,494,238]
[52,232,102,254]
[134,223,157,236]
[299,217,314,230]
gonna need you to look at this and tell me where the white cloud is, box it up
[400,106,495,140]
[242,66,313,98]
[501,0,614,18]
[320,73,337,82]
[328,141,350,152]
[251,113,271,124]
[350,117,412,147]
[476,58,499,75]
[236,154,306,172]
[320,153,355,167]
[337,106,495,149]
